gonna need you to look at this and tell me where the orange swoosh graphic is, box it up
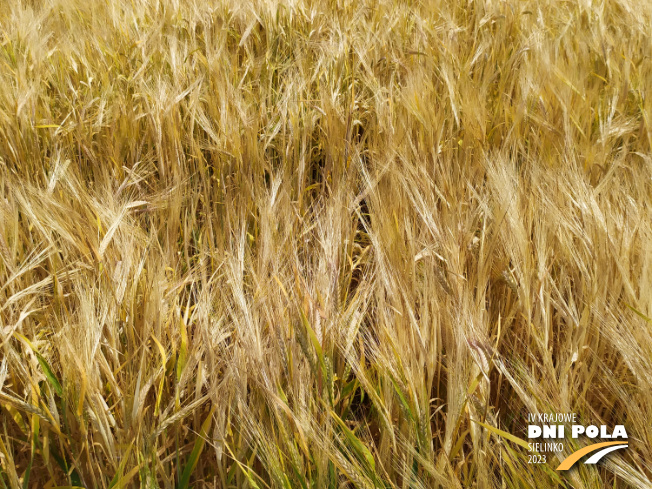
[556,441,628,471]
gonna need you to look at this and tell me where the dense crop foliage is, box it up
[0,0,651,487]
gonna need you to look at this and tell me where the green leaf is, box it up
[340,379,358,402]
[449,429,469,460]
[177,319,189,381]
[625,303,651,322]
[388,376,414,422]
[21,458,32,489]
[12,332,63,397]
[108,442,133,489]
[244,468,262,489]
[298,307,324,367]
[330,410,375,471]
[35,352,63,397]
[178,405,215,489]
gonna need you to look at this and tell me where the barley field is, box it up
[0,0,651,487]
